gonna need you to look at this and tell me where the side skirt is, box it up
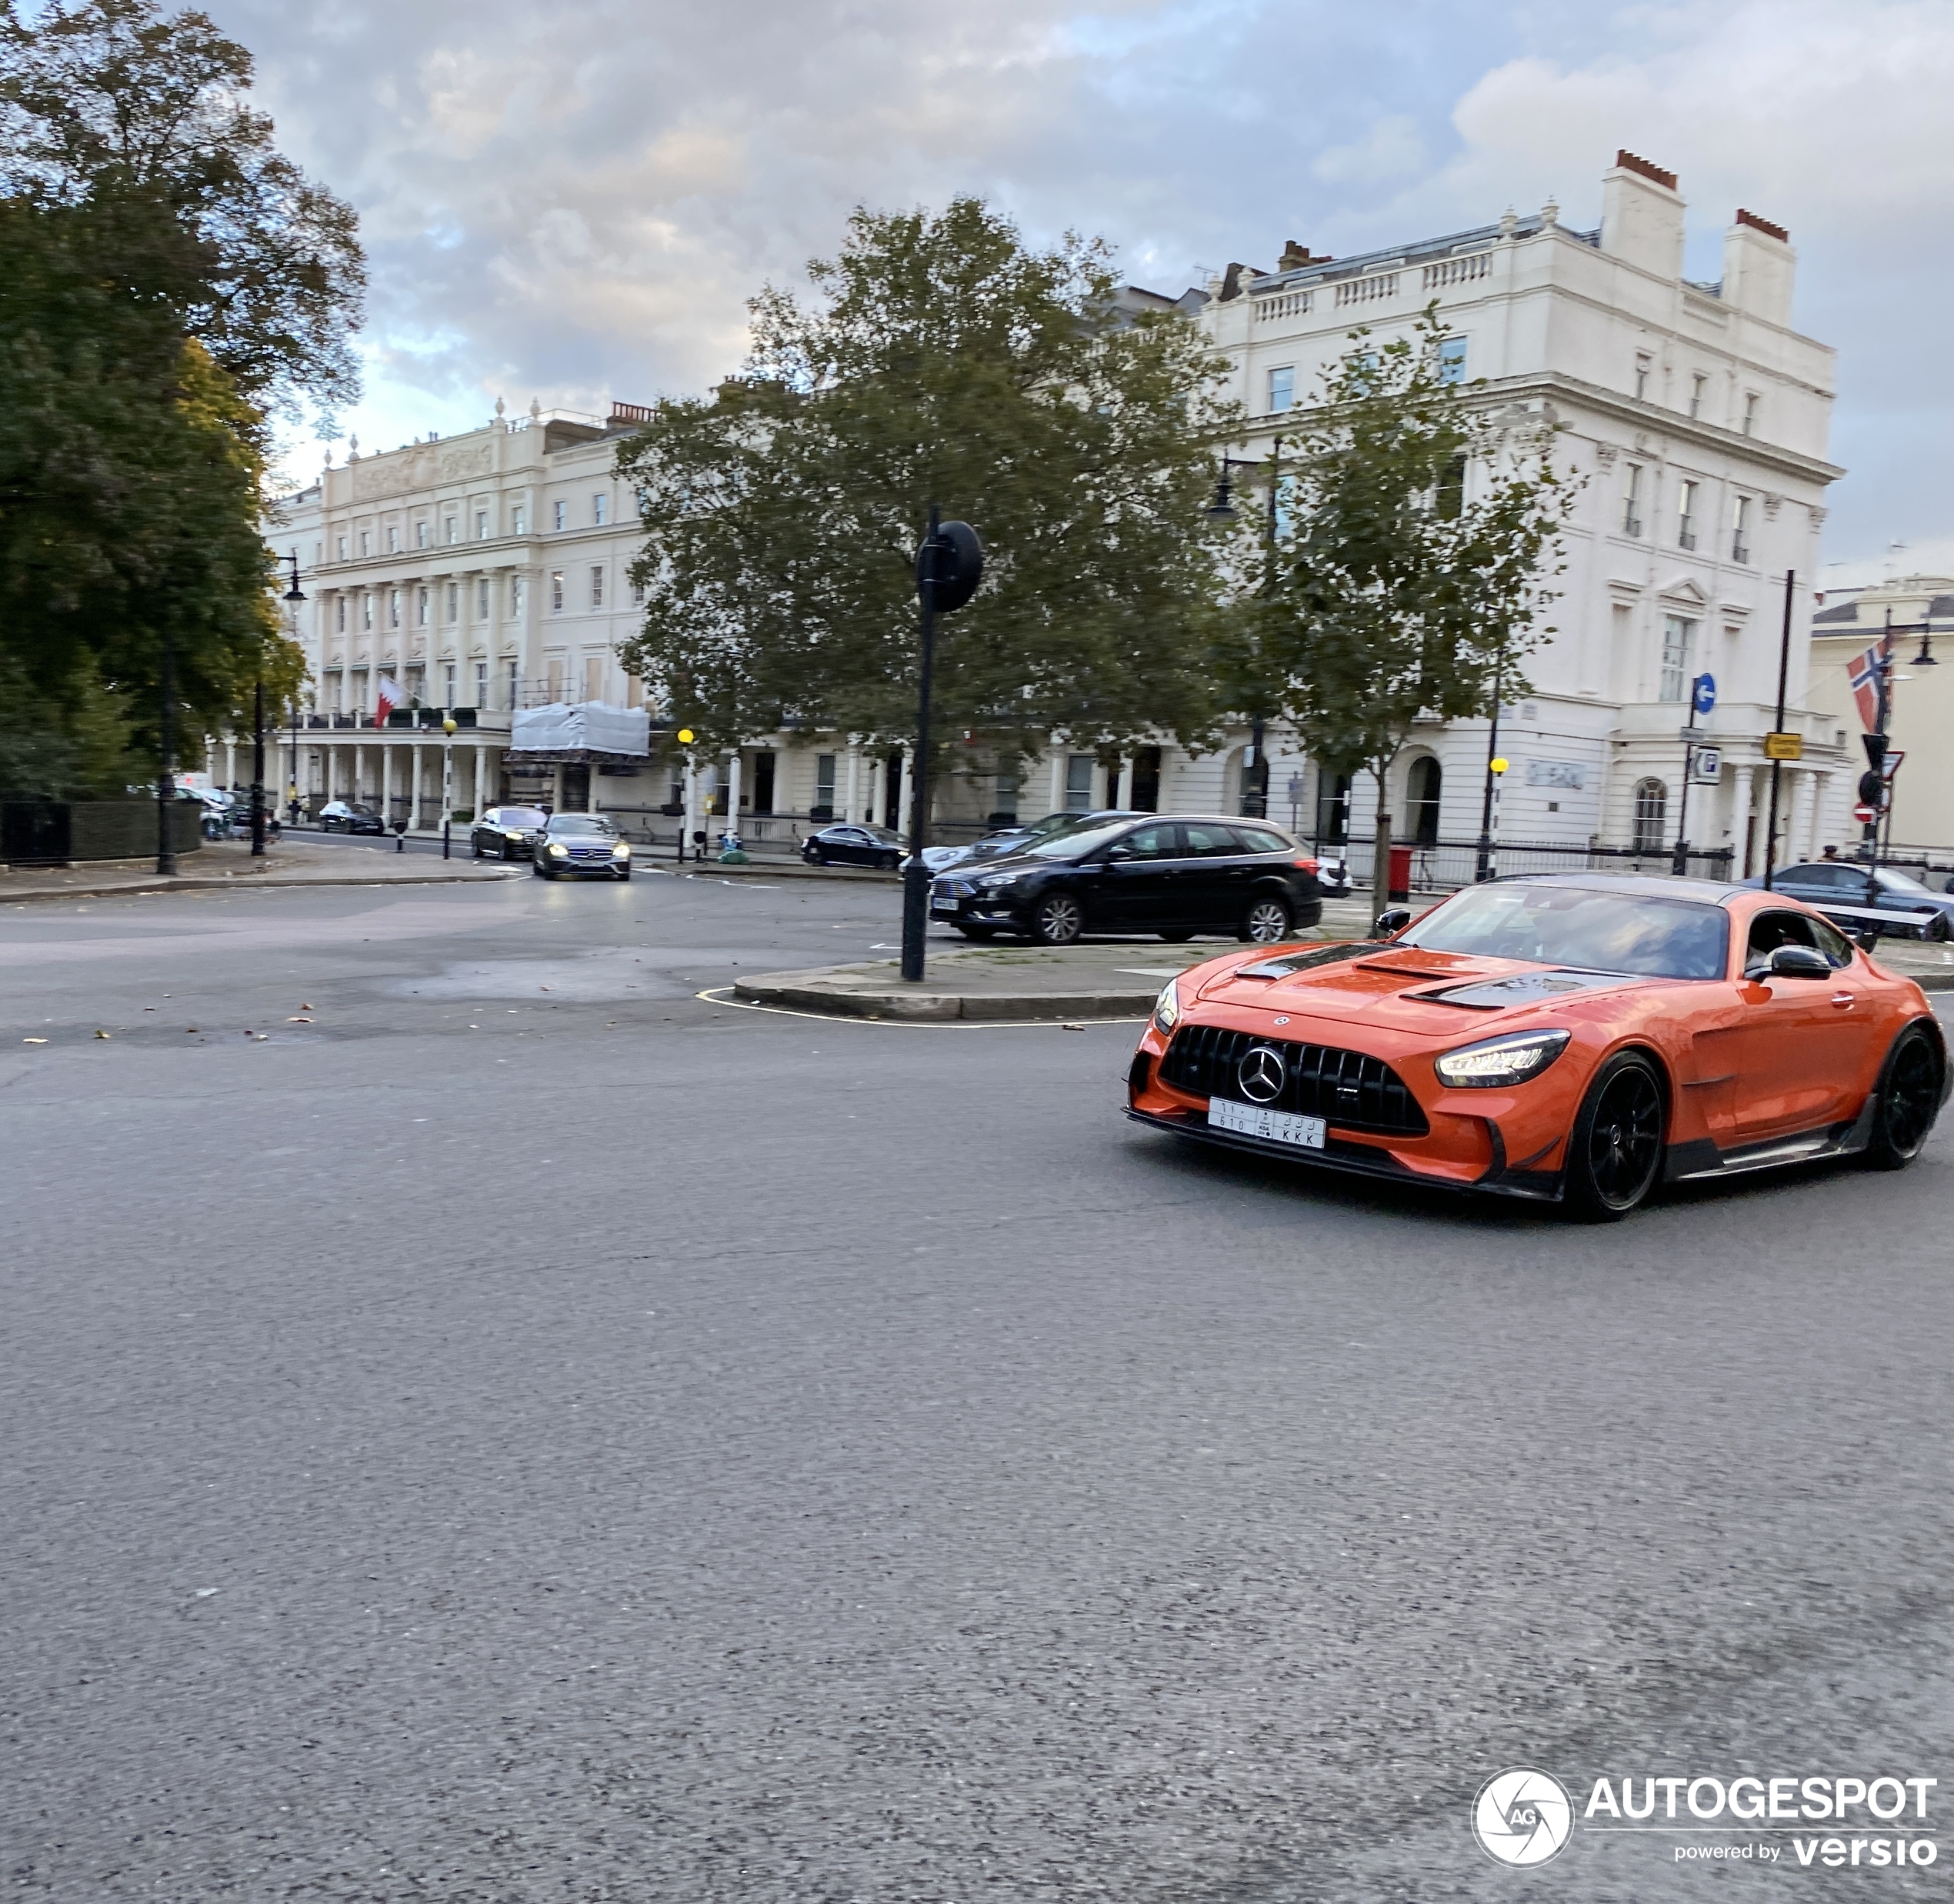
[1662,1102,1873,1185]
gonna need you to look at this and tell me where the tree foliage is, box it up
[615,197,1240,771]
[1246,306,1578,899]
[0,0,365,434]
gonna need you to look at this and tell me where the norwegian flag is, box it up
[374,674,402,725]
[1847,637,1889,730]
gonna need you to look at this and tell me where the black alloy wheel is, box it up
[1032,892,1084,945]
[1239,897,1292,944]
[1564,1052,1666,1221]
[1863,1025,1943,1169]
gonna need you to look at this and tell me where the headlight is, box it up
[978,872,1019,889]
[612,842,630,857]
[1432,1029,1572,1088]
[547,842,568,857]
[1152,976,1180,1034]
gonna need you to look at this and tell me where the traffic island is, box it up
[731,937,1329,1022]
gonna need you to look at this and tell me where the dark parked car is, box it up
[929,814,1324,945]
[802,822,904,870]
[318,799,385,835]
[930,809,1143,876]
[471,804,549,860]
[531,812,632,879]
[1742,861,1953,939]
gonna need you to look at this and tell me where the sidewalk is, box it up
[0,839,519,905]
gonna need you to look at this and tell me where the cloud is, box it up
[212,0,1952,561]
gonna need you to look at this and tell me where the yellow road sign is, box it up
[1762,732,1804,761]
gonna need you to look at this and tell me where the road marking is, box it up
[692,987,1143,1029]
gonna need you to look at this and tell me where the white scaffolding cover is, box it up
[509,701,650,756]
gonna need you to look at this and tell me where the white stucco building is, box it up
[1199,149,1849,876]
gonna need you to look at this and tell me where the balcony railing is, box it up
[1335,272,1399,308]
[1253,289,1312,322]
[1421,250,1493,291]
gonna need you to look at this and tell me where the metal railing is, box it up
[1332,835,1736,893]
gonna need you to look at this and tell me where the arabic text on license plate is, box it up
[1208,1097,1326,1149]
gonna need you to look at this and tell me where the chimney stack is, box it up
[1599,149,1686,279]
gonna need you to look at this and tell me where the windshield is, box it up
[496,808,546,827]
[1022,819,1134,863]
[1396,883,1729,980]
[550,815,615,835]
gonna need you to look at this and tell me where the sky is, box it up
[207,0,1954,583]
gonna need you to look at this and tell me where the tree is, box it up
[0,0,365,435]
[615,198,1240,796]
[1249,307,1579,909]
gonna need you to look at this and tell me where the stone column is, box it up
[898,746,914,839]
[1789,767,1816,868]
[410,743,423,828]
[1730,763,1755,877]
[475,748,488,818]
[1047,740,1065,817]
[352,745,364,805]
[1807,771,1831,859]
[844,743,860,824]
[724,750,742,844]
[382,743,394,829]
[225,739,236,795]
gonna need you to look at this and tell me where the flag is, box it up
[1847,637,1889,730]
[375,675,401,724]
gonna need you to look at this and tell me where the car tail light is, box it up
[1293,857,1320,872]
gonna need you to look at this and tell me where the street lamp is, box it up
[282,553,305,830]
[1209,445,1285,815]
[440,714,457,859]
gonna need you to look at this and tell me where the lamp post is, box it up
[1474,645,1506,883]
[676,728,696,862]
[155,624,178,875]
[282,553,306,830]
[440,715,457,859]
[1209,441,1283,818]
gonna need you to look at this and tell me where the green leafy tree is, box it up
[0,0,365,434]
[1249,306,1579,907]
[615,198,1240,797]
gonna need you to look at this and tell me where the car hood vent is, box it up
[1411,969,1641,1010]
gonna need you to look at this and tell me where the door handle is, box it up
[1830,992,1856,1009]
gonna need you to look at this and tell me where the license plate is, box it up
[930,899,957,913]
[1208,1097,1326,1149]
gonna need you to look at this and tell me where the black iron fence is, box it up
[2,799,202,865]
[1338,835,1736,893]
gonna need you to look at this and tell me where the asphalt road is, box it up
[3,872,1951,1901]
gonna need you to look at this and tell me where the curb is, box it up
[732,975,1155,1022]
[660,860,899,883]
[1,869,519,905]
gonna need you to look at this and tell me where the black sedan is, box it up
[929,814,1325,945]
[318,799,385,835]
[1743,861,1953,939]
[531,812,632,879]
[801,822,904,870]
[471,804,549,860]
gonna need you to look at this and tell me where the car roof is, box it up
[1487,870,1749,904]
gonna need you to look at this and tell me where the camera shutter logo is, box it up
[1472,1768,1572,1867]
[1237,1045,1286,1104]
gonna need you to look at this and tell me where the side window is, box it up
[1119,823,1181,859]
[1745,909,1820,975]
[1182,822,1241,856]
[1232,825,1289,855]
[1807,917,1855,969]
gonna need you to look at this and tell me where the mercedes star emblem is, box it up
[1237,1044,1286,1105]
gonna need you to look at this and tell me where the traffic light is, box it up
[1862,732,1889,774]
[1858,769,1888,809]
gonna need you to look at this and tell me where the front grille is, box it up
[1159,1025,1429,1136]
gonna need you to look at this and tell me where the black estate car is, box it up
[929,814,1325,945]
[471,805,549,859]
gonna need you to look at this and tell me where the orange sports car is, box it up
[1126,873,1949,1219]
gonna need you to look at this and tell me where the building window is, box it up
[360,531,372,556]
[1676,479,1699,551]
[1632,779,1668,855]
[583,655,603,702]
[443,662,457,709]
[505,659,519,709]
[362,594,373,631]
[1731,495,1752,565]
[511,505,526,535]
[592,492,608,525]
[1633,354,1652,401]
[388,588,402,629]
[387,525,399,553]
[512,576,526,616]
[325,670,342,713]
[1267,365,1295,413]
[1064,753,1094,812]
[625,672,642,709]
[1406,755,1442,845]
[445,582,458,622]
[445,517,457,545]
[335,535,347,560]
[1435,452,1466,520]
[475,662,487,706]
[545,655,565,702]
[415,520,428,549]
[589,565,604,608]
[1438,336,1468,385]
[476,578,489,619]
[550,569,565,612]
[475,509,488,539]
[1659,615,1698,702]
[1689,373,1706,419]
[814,754,836,818]
[630,577,645,609]
[404,663,423,705]
[335,596,346,633]
[1742,392,1760,436]
[415,587,428,627]
[553,500,566,531]
[1622,465,1643,538]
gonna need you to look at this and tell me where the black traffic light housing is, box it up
[1862,731,1889,774]
[1857,769,1888,809]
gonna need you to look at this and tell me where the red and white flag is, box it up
[375,675,402,724]
[1846,637,1889,730]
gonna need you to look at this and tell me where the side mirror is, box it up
[1767,944,1832,980]
[1374,907,1412,935]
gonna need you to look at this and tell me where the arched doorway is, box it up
[1632,778,1667,855]
[1406,755,1442,846]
